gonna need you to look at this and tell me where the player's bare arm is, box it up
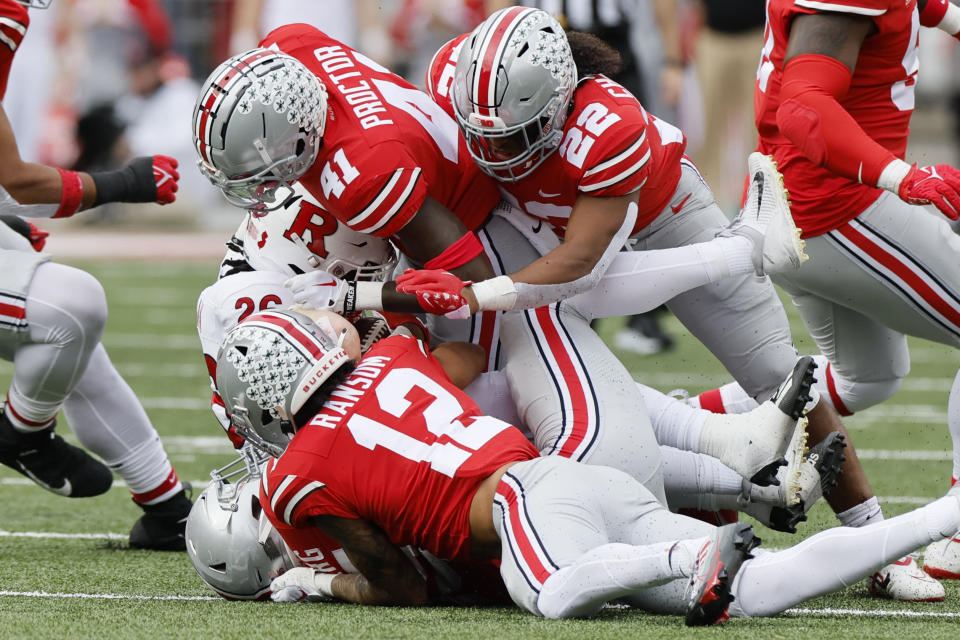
[430,342,487,389]
[310,514,431,606]
[505,192,638,288]
[0,105,97,208]
[783,11,874,69]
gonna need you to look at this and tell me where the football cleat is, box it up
[724,152,807,276]
[867,554,945,602]
[0,408,112,498]
[129,485,194,551]
[923,534,960,580]
[745,430,847,533]
[684,522,760,626]
[698,357,816,486]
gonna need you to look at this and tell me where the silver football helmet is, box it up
[241,183,397,280]
[193,48,328,211]
[14,0,53,7]
[216,309,352,456]
[185,456,297,600]
[453,7,576,182]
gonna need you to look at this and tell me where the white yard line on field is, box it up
[2,590,958,615]
[0,590,218,601]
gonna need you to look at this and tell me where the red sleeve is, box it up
[264,466,357,526]
[0,0,28,100]
[776,53,897,187]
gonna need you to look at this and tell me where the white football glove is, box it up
[284,271,348,311]
[270,567,336,603]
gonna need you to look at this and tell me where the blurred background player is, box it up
[0,0,191,550]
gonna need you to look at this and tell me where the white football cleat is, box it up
[698,356,816,486]
[744,430,847,533]
[923,534,960,580]
[725,152,807,276]
[867,555,945,602]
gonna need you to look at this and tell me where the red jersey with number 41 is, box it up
[260,24,500,238]
[427,33,687,237]
[259,335,539,563]
[755,0,918,237]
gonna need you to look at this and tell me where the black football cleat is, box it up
[0,408,112,497]
[129,484,194,551]
[685,523,760,626]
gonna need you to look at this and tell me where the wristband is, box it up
[920,0,960,34]
[90,157,156,206]
[423,232,484,270]
[876,158,912,193]
[54,168,83,218]
[469,276,518,311]
[311,571,336,598]
[343,281,385,312]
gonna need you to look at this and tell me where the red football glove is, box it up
[378,310,430,342]
[395,268,473,319]
[152,155,180,205]
[897,163,960,220]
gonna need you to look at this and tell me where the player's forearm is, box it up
[331,572,430,606]
[776,54,897,187]
[0,162,97,210]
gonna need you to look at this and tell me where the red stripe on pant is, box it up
[533,306,591,458]
[839,222,960,330]
[496,477,553,589]
[824,362,853,416]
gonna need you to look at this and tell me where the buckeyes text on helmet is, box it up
[452,7,577,182]
[193,48,329,210]
[215,309,353,456]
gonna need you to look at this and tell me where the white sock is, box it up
[836,496,883,528]
[714,235,755,277]
[636,383,705,452]
[537,539,705,619]
[693,381,760,414]
[730,495,960,618]
[662,446,747,510]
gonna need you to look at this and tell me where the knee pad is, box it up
[28,262,108,342]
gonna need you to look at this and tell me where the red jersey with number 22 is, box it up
[427,34,687,237]
[261,24,500,238]
[259,335,539,563]
[755,0,918,236]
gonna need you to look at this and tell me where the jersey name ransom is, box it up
[305,354,392,428]
[312,45,393,129]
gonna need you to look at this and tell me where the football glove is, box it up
[395,268,472,319]
[270,567,335,603]
[895,163,960,220]
[284,271,348,311]
[90,155,180,206]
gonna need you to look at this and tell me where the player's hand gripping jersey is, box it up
[427,33,687,237]
[755,0,919,235]
[260,24,500,237]
[260,334,539,563]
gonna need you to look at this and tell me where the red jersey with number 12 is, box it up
[427,34,687,237]
[755,0,918,236]
[261,24,500,238]
[259,335,539,563]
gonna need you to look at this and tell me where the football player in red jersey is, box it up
[195,26,822,513]
[0,0,191,550]
[214,308,960,624]
[407,5,879,542]
[697,0,960,597]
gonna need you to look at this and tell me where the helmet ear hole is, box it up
[295,139,306,157]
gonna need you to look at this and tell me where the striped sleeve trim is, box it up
[0,16,26,52]
[794,0,886,16]
[580,146,651,193]
[267,474,326,525]
[347,168,422,234]
[583,132,646,178]
[0,290,28,331]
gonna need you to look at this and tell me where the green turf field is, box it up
[1,259,959,639]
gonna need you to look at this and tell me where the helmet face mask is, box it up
[14,0,53,7]
[194,48,328,210]
[453,8,576,182]
[216,310,353,456]
[185,461,297,600]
